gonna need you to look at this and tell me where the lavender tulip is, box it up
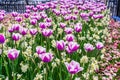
[96,42,104,50]
[56,40,65,50]
[36,46,46,54]
[12,33,22,41]
[66,34,74,42]
[0,34,5,44]
[7,49,20,60]
[42,29,53,37]
[29,29,38,35]
[84,43,95,52]
[65,60,83,74]
[39,53,53,63]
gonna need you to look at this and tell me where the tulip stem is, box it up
[12,61,16,80]
[70,74,72,80]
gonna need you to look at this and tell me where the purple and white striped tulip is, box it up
[19,28,28,36]
[64,28,73,34]
[42,29,53,37]
[36,46,46,54]
[96,42,104,50]
[60,23,66,29]
[29,29,38,35]
[12,33,22,41]
[84,43,95,52]
[7,49,20,60]
[56,40,65,50]
[39,53,53,63]
[66,34,74,42]
[74,23,82,33]
[30,19,37,25]
[65,60,83,74]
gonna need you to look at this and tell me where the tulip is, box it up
[84,43,95,52]
[56,40,65,50]
[32,7,38,12]
[64,28,73,34]
[12,24,21,31]
[29,28,38,35]
[24,13,30,18]
[96,42,104,50]
[19,28,28,36]
[65,60,83,74]
[42,29,53,37]
[66,34,74,42]
[8,26,14,33]
[0,34,5,44]
[30,19,37,25]
[39,53,53,62]
[0,15,4,21]
[39,22,47,29]
[66,42,79,54]
[36,46,46,54]
[11,12,18,17]
[12,33,22,41]
[15,17,22,22]
[45,18,52,22]
[74,23,82,33]
[60,23,66,29]
[7,49,20,60]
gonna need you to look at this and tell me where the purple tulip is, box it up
[80,13,89,18]
[29,29,38,35]
[66,42,79,54]
[39,53,53,63]
[66,34,74,42]
[12,33,22,41]
[60,23,66,29]
[19,28,28,36]
[0,34,5,44]
[39,22,47,29]
[74,23,82,33]
[96,42,104,50]
[36,46,46,54]
[8,26,14,33]
[42,29,53,37]
[24,13,30,18]
[11,12,18,17]
[12,24,21,31]
[56,40,65,50]
[15,17,22,22]
[30,19,37,25]
[0,15,4,21]
[64,28,73,34]
[7,49,20,60]
[65,60,83,74]
[92,14,104,19]
[45,18,52,22]
[84,43,95,52]
[32,7,38,12]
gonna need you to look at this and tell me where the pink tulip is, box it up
[15,17,22,22]
[64,28,73,34]
[30,19,37,25]
[11,12,18,17]
[60,23,66,29]
[19,28,28,36]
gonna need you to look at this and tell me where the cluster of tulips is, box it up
[0,0,110,80]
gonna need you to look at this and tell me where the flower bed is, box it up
[0,0,110,80]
